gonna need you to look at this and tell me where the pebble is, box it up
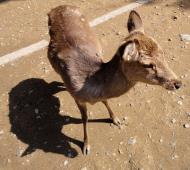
[116,31,121,36]
[159,138,163,143]
[81,167,87,170]
[168,38,172,41]
[65,117,70,123]
[177,101,183,105]
[112,152,116,156]
[172,16,178,20]
[171,118,176,124]
[180,34,190,41]
[148,133,152,139]
[184,123,190,128]
[180,95,185,100]
[181,45,187,49]
[172,154,179,160]
[67,152,73,158]
[118,103,121,107]
[128,137,136,145]
[0,130,4,135]
[16,148,24,157]
[146,100,151,103]
[35,108,39,114]
[64,160,68,166]
[118,148,123,154]
[186,112,190,116]
[123,117,128,121]
[119,141,124,145]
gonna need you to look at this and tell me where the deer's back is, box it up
[48,5,103,101]
[48,5,102,57]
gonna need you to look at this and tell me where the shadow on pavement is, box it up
[8,78,111,158]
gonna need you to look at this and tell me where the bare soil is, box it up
[0,0,190,170]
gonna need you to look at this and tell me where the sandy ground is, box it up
[0,0,190,170]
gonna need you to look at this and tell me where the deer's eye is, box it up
[143,64,154,69]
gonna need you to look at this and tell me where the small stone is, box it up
[181,45,187,49]
[7,159,11,163]
[180,95,185,100]
[112,152,116,156]
[129,103,134,107]
[146,100,151,103]
[65,117,70,123]
[171,118,176,124]
[67,152,73,158]
[177,101,183,105]
[172,154,179,160]
[0,130,4,135]
[36,115,41,119]
[35,108,39,114]
[120,141,124,145]
[13,105,17,110]
[184,74,188,78]
[118,103,121,107]
[128,137,136,145]
[118,148,123,154]
[148,133,152,139]
[116,31,121,36]
[172,16,178,20]
[186,112,190,116]
[123,117,128,121]
[184,123,190,128]
[159,138,163,143]
[64,160,68,166]
[180,34,190,41]
[16,148,24,157]
[81,167,87,170]
[168,38,172,41]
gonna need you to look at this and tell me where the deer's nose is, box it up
[174,81,182,90]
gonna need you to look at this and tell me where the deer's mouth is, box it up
[163,80,182,91]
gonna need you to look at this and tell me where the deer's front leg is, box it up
[102,100,121,126]
[75,100,90,155]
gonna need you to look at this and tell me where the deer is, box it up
[47,5,182,155]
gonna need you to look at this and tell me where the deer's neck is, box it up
[78,53,133,102]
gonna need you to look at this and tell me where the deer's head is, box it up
[120,10,182,90]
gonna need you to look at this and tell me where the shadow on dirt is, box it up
[8,78,111,158]
[0,0,25,3]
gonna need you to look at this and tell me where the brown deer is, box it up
[47,5,182,155]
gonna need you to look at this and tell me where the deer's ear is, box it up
[122,41,138,62]
[127,10,144,33]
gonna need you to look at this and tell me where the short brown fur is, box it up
[47,6,182,155]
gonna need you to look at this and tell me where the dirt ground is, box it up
[0,0,190,170]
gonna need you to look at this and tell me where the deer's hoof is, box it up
[112,116,121,126]
[83,143,90,155]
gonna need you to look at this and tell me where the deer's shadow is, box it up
[8,78,111,158]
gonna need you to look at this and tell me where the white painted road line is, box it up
[89,0,150,27]
[0,40,49,66]
[0,0,151,66]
